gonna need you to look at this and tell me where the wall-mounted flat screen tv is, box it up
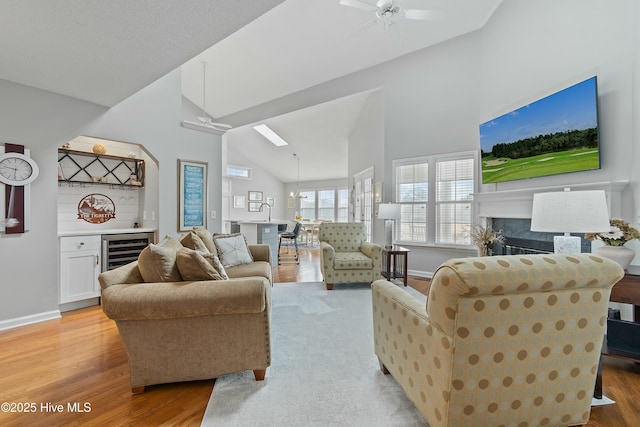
[479,76,599,184]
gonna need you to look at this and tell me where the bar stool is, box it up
[278,222,302,265]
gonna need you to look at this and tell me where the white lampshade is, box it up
[530,189,610,254]
[378,203,401,220]
[531,190,610,233]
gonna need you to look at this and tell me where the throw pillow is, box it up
[180,231,209,252]
[192,227,217,255]
[137,236,183,282]
[209,253,229,280]
[213,233,254,267]
[175,248,224,281]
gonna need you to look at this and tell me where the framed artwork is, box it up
[266,196,275,207]
[248,191,263,201]
[233,195,245,209]
[288,198,295,209]
[178,159,207,231]
[248,202,262,212]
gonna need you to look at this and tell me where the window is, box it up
[337,188,349,222]
[299,191,316,220]
[317,189,335,221]
[394,152,475,246]
[436,158,474,245]
[225,164,251,179]
[297,187,349,222]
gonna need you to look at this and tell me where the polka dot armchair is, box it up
[319,222,382,290]
[372,254,624,427]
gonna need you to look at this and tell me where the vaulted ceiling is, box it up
[181,0,503,183]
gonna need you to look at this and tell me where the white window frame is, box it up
[393,150,477,248]
[299,187,349,222]
[225,164,252,179]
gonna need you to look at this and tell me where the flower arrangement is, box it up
[585,218,640,246]
[471,224,505,256]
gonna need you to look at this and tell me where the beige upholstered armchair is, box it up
[372,254,624,427]
[319,222,382,290]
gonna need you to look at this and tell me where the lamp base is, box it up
[384,219,394,249]
[553,235,581,254]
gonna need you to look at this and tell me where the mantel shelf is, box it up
[474,180,629,219]
[58,149,145,188]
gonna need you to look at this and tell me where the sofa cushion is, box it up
[180,231,209,253]
[214,233,254,267]
[175,248,224,281]
[138,236,183,282]
[333,251,373,270]
[192,226,218,255]
[226,260,272,282]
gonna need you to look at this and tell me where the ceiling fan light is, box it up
[254,124,289,146]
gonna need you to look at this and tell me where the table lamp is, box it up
[378,203,401,249]
[530,189,610,254]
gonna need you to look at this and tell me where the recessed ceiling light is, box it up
[253,124,288,146]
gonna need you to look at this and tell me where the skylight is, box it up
[253,124,288,146]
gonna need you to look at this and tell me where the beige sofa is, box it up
[99,238,273,393]
[372,253,624,427]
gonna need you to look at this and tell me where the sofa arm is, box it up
[102,277,270,321]
[320,241,335,267]
[371,279,452,388]
[360,241,382,258]
[248,244,271,263]
[98,261,143,290]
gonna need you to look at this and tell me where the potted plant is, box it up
[585,218,640,270]
[471,224,505,256]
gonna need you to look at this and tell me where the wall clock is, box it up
[0,152,40,186]
[1,143,38,234]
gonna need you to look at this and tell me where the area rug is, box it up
[201,281,429,427]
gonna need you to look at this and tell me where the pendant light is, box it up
[290,153,307,199]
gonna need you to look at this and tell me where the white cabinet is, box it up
[59,235,101,307]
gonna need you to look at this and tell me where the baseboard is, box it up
[59,297,100,313]
[408,269,433,279]
[0,310,61,331]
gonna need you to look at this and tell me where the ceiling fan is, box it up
[339,0,441,29]
[182,61,232,135]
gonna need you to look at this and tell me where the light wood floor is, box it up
[1,248,639,426]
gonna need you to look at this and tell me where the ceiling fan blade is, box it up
[402,9,442,21]
[197,116,232,130]
[208,122,232,130]
[339,0,378,12]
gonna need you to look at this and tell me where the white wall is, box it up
[0,70,224,327]
[349,89,386,244]
[82,69,223,239]
[225,146,287,222]
[0,81,106,326]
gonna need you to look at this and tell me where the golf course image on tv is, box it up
[480,76,599,184]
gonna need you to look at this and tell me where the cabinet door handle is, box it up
[96,255,99,266]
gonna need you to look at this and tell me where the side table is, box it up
[595,273,640,398]
[382,245,410,286]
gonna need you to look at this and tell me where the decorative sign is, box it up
[178,159,207,231]
[77,193,116,224]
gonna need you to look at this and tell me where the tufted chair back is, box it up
[372,254,624,427]
[318,222,368,252]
